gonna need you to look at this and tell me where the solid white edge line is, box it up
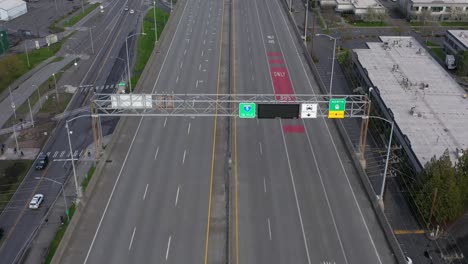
[273,0,383,262]
[278,120,312,264]
[84,117,145,263]
[143,183,149,200]
[175,185,180,206]
[154,146,160,160]
[128,227,136,250]
[267,218,272,240]
[84,0,191,261]
[166,236,172,260]
[252,0,311,263]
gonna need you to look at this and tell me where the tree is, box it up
[456,152,468,209]
[416,150,463,225]
[456,51,468,76]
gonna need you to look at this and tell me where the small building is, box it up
[320,0,385,16]
[399,0,468,21]
[0,0,27,21]
[444,30,468,55]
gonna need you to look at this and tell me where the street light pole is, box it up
[8,86,16,120]
[32,84,42,110]
[36,177,69,222]
[125,33,146,93]
[153,1,158,43]
[289,0,292,12]
[24,41,30,68]
[315,33,338,97]
[52,73,59,102]
[66,122,81,199]
[89,27,95,54]
[27,98,34,127]
[304,1,308,45]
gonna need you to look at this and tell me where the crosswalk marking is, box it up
[53,151,58,158]
[60,151,65,158]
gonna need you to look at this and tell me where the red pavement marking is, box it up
[267,52,282,57]
[270,67,296,102]
[269,59,284,64]
[282,125,305,133]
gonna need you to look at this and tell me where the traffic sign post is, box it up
[328,98,346,119]
[239,102,256,118]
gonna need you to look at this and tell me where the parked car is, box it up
[35,155,48,170]
[29,194,44,209]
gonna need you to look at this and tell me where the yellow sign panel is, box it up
[328,111,345,119]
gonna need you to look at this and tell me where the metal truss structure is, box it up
[91,93,370,118]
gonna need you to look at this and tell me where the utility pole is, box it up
[303,0,308,45]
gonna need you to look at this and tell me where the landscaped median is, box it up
[49,2,101,32]
[129,7,170,90]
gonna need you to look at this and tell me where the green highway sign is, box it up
[118,82,126,87]
[329,98,346,111]
[239,102,256,118]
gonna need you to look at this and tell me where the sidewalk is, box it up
[0,54,78,132]
[22,135,111,264]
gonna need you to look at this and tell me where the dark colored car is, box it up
[35,155,48,170]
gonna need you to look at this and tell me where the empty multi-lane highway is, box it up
[58,0,398,263]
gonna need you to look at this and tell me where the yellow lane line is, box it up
[394,229,425,235]
[204,0,226,262]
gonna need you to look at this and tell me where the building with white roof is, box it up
[399,0,468,20]
[444,30,468,55]
[0,0,27,21]
[320,0,385,16]
[352,36,468,172]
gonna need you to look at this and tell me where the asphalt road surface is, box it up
[52,0,397,263]
[0,0,147,262]
[234,0,397,263]
[60,0,226,262]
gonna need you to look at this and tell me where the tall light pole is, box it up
[365,88,394,209]
[8,86,16,120]
[28,98,34,127]
[65,121,81,199]
[289,0,292,12]
[35,177,69,222]
[89,27,95,54]
[24,41,30,68]
[304,0,308,45]
[170,0,173,12]
[315,33,338,97]
[52,73,59,102]
[32,84,42,110]
[153,1,158,43]
[125,33,146,93]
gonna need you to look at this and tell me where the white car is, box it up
[29,194,44,209]
[129,9,135,14]
[124,6,129,11]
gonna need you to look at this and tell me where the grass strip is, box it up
[44,203,76,264]
[440,21,468,27]
[82,165,95,192]
[2,60,78,129]
[0,33,74,95]
[63,3,100,28]
[129,8,169,90]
